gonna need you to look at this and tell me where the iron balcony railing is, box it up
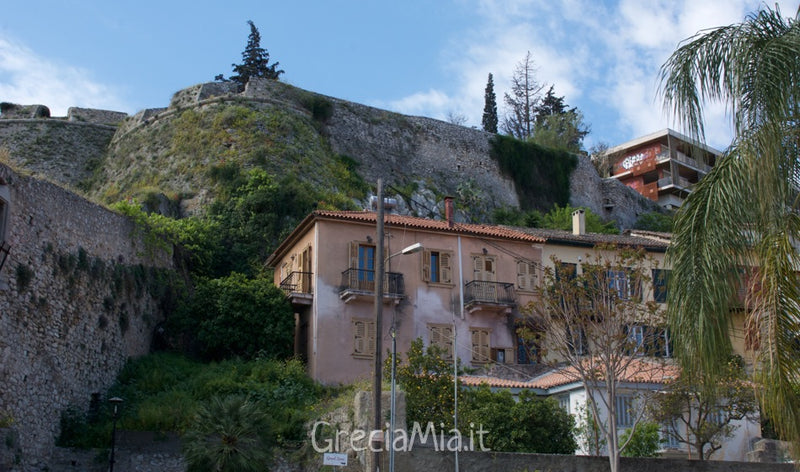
[340,268,405,298]
[279,271,313,296]
[464,280,516,306]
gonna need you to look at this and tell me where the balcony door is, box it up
[349,242,376,291]
[472,254,497,301]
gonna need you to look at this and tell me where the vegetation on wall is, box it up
[489,134,577,211]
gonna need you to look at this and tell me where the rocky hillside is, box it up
[1,79,659,227]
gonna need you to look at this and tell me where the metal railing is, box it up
[464,280,516,306]
[279,271,313,295]
[340,268,405,297]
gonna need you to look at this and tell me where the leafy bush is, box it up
[169,273,294,361]
[620,422,662,457]
[393,339,577,454]
[57,354,322,448]
[493,203,618,234]
[461,385,576,454]
[633,211,674,232]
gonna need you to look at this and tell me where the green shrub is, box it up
[620,422,662,457]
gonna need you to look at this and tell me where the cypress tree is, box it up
[230,20,284,86]
[482,73,498,133]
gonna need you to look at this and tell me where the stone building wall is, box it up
[0,163,174,471]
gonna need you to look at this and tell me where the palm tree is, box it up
[659,4,800,453]
[183,395,274,472]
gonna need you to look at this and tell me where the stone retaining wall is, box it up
[0,163,174,470]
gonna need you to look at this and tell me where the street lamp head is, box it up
[400,242,423,255]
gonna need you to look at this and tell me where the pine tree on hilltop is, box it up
[482,73,498,133]
[229,20,284,86]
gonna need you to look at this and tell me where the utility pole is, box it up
[372,179,385,472]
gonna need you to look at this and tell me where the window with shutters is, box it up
[472,254,497,282]
[428,324,454,359]
[421,249,453,285]
[470,327,491,363]
[352,318,376,359]
[516,260,537,291]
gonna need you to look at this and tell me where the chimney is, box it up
[444,197,454,227]
[572,209,585,235]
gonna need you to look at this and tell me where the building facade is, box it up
[607,129,722,209]
[266,203,545,385]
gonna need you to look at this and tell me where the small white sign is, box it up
[323,452,348,466]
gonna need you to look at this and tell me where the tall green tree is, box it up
[482,73,498,133]
[659,4,800,454]
[503,51,545,139]
[229,20,283,86]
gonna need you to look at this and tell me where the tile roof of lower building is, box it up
[461,358,680,391]
[508,226,670,251]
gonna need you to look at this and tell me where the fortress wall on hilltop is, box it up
[0,119,116,191]
[0,163,174,469]
[67,107,128,126]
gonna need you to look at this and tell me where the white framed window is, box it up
[615,394,635,428]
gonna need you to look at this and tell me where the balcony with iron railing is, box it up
[279,271,313,306]
[339,268,405,304]
[464,280,516,314]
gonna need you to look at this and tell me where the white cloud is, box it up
[385,0,786,149]
[0,36,128,116]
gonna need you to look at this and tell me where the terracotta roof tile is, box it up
[509,226,669,251]
[313,210,546,243]
[461,358,680,391]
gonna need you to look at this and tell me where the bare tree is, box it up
[521,244,668,472]
[648,356,757,460]
[502,51,546,139]
[446,111,468,126]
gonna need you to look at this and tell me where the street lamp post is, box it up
[387,242,422,472]
[108,397,123,472]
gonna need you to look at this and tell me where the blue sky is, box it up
[1,1,795,151]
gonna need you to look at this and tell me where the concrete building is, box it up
[607,129,722,209]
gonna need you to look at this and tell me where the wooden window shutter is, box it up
[366,321,376,356]
[353,320,366,354]
[517,261,528,290]
[440,252,452,284]
[421,250,431,282]
[348,241,359,269]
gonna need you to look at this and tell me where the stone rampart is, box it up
[67,107,128,125]
[0,119,116,191]
[0,163,174,470]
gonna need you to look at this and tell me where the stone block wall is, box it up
[0,119,116,191]
[0,163,175,470]
[67,107,128,126]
